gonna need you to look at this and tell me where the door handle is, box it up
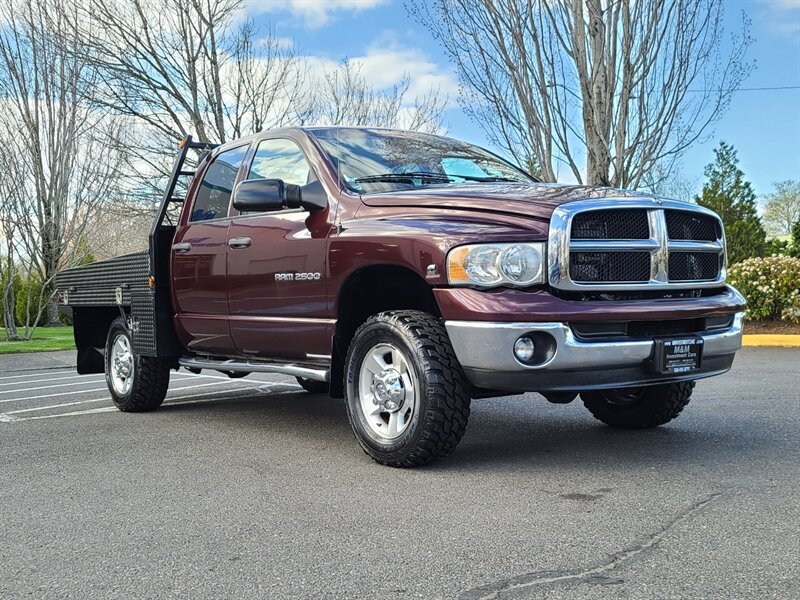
[228,237,252,249]
[172,242,192,254]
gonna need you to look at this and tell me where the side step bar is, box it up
[178,357,329,382]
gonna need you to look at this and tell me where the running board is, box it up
[178,357,329,382]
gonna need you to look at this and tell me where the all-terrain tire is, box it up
[344,310,471,468]
[295,377,329,394]
[105,317,170,412]
[581,381,695,429]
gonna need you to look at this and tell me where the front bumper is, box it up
[445,313,744,392]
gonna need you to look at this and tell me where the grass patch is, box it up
[0,326,76,354]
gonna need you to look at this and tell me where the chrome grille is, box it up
[570,252,650,282]
[668,252,721,281]
[666,211,719,241]
[571,209,649,240]
[548,199,726,291]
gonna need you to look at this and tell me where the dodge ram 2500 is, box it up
[56,127,745,467]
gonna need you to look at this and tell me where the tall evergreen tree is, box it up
[696,141,766,264]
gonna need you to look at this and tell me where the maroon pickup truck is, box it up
[56,127,745,467]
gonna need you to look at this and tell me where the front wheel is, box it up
[105,317,170,412]
[581,381,695,429]
[344,310,471,468]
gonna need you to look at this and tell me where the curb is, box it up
[742,335,800,348]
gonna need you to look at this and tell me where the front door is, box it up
[226,137,332,361]
[171,144,249,355]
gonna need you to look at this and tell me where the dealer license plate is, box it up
[653,336,704,375]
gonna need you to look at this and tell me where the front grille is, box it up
[571,209,649,240]
[668,252,720,281]
[666,210,719,241]
[549,199,726,291]
[570,252,650,282]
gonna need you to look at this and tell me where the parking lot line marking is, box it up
[5,382,301,422]
[0,386,110,403]
[0,379,108,394]
[0,369,74,381]
[0,380,300,415]
[0,375,271,404]
[0,374,104,388]
[4,381,297,415]
[0,371,246,392]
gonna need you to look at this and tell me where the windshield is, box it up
[310,128,536,193]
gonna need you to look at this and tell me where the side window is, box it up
[191,145,249,222]
[247,138,316,186]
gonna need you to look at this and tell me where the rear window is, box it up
[191,145,248,221]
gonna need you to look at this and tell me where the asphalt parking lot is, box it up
[1,347,798,599]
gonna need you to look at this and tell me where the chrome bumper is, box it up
[445,313,744,392]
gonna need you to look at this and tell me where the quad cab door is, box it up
[171,144,249,355]
[226,137,333,361]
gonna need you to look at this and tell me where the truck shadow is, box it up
[157,386,768,473]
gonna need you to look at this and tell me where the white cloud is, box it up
[244,0,388,29]
[762,0,800,9]
[343,34,461,104]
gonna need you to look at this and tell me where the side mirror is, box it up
[233,178,302,212]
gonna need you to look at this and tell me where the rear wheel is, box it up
[344,310,470,468]
[295,377,329,394]
[581,381,695,429]
[105,317,170,412]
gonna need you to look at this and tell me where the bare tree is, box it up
[0,0,130,330]
[311,59,447,133]
[763,180,800,237]
[78,0,308,144]
[0,143,23,339]
[639,163,699,202]
[409,0,752,188]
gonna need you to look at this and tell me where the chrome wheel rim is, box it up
[357,343,416,441]
[110,334,134,396]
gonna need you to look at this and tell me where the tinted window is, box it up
[191,145,248,221]
[248,138,315,186]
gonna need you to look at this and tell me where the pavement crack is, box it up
[458,492,723,600]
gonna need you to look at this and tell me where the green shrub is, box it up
[727,256,800,322]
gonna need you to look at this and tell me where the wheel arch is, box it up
[73,307,125,374]
[330,264,440,398]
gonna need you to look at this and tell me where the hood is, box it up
[361,182,650,220]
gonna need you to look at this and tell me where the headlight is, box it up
[447,242,545,288]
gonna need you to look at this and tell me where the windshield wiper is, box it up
[354,171,454,184]
[447,174,519,182]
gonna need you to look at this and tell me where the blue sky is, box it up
[244,0,800,198]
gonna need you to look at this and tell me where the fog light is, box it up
[514,336,535,362]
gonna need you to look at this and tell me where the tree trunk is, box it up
[45,297,60,326]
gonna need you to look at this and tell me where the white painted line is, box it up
[0,369,74,381]
[0,373,231,394]
[0,379,107,394]
[0,386,110,403]
[0,370,241,393]
[0,374,103,388]
[6,382,301,422]
[4,381,296,415]
[0,376,260,404]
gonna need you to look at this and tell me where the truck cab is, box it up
[57,127,745,467]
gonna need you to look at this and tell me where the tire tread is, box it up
[581,381,694,429]
[345,310,471,467]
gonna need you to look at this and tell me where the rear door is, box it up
[226,137,333,361]
[171,144,249,355]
